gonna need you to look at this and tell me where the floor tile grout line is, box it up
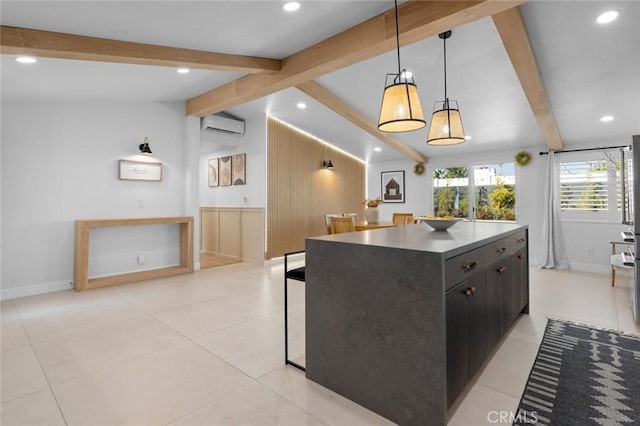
[34,334,191,389]
[22,310,152,347]
[152,306,276,340]
[22,340,70,425]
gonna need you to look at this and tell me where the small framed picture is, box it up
[208,158,219,187]
[232,153,246,185]
[118,160,162,181]
[219,156,232,186]
[381,170,405,203]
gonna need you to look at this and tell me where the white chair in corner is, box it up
[610,241,633,287]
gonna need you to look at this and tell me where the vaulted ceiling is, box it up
[1,1,638,163]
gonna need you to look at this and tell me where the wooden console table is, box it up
[74,216,194,291]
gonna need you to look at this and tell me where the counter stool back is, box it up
[284,250,306,371]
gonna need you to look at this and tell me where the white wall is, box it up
[1,101,189,298]
[367,145,628,273]
[199,112,267,208]
[366,159,431,220]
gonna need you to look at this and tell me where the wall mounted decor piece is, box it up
[219,156,232,186]
[208,158,219,187]
[381,170,405,203]
[232,153,246,185]
[118,160,162,181]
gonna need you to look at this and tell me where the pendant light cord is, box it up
[443,34,448,105]
[394,0,401,77]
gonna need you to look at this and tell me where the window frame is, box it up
[428,159,518,222]
[557,150,622,223]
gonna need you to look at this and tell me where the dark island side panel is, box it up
[306,239,447,426]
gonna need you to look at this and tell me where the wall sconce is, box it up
[139,137,152,155]
[322,160,334,169]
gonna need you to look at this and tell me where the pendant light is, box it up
[377,0,426,133]
[427,30,466,146]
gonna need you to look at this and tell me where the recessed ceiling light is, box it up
[374,147,382,152]
[177,68,190,74]
[464,135,472,140]
[600,115,614,122]
[296,102,307,109]
[283,2,300,12]
[15,56,37,64]
[596,10,619,24]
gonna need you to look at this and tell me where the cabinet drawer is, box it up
[507,230,527,253]
[484,236,511,264]
[445,247,485,290]
[484,230,527,263]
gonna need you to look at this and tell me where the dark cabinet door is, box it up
[446,273,487,407]
[512,247,529,314]
[446,282,469,407]
[488,259,518,337]
[485,261,506,349]
[466,272,487,378]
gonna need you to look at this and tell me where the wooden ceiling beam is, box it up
[0,26,281,74]
[492,7,563,151]
[296,80,427,164]
[186,0,528,117]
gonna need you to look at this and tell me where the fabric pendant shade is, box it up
[378,78,426,132]
[377,0,426,133]
[427,30,466,146]
[427,100,465,145]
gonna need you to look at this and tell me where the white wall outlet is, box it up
[137,199,145,208]
[137,254,145,265]
[586,247,594,256]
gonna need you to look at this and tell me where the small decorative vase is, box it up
[364,206,380,224]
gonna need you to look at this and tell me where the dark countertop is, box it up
[307,221,527,258]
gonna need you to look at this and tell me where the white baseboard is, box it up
[1,280,74,300]
[569,262,630,276]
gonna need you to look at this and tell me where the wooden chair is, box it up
[325,214,342,234]
[343,212,358,223]
[330,216,355,234]
[392,213,414,225]
[610,241,633,287]
[404,216,417,225]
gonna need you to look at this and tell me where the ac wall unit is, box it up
[201,114,245,136]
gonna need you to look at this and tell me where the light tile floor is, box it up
[1,262,638,425]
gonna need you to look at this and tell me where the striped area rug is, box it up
[514,319,640,425]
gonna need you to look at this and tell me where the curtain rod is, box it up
[539,145,629,155]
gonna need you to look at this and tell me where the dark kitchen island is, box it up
[305,221,529,426]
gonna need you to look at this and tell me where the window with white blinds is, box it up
[559,161,609,212]
[559,153,621,221]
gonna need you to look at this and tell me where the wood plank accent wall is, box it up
[267,118,365,259]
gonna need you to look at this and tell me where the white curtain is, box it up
[538,152,569,269]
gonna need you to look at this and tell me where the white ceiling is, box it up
[2,1,639,163]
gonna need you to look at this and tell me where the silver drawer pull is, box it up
[462,261,479,272]
[495,247,508,253]
[497,266,507,274]
[515,238,525,243]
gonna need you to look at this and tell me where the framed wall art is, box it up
[381,170,405,203]
[118,160,162,181]
[208,158,219,187]
[219,156,232,186]
[232,153,246,185]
